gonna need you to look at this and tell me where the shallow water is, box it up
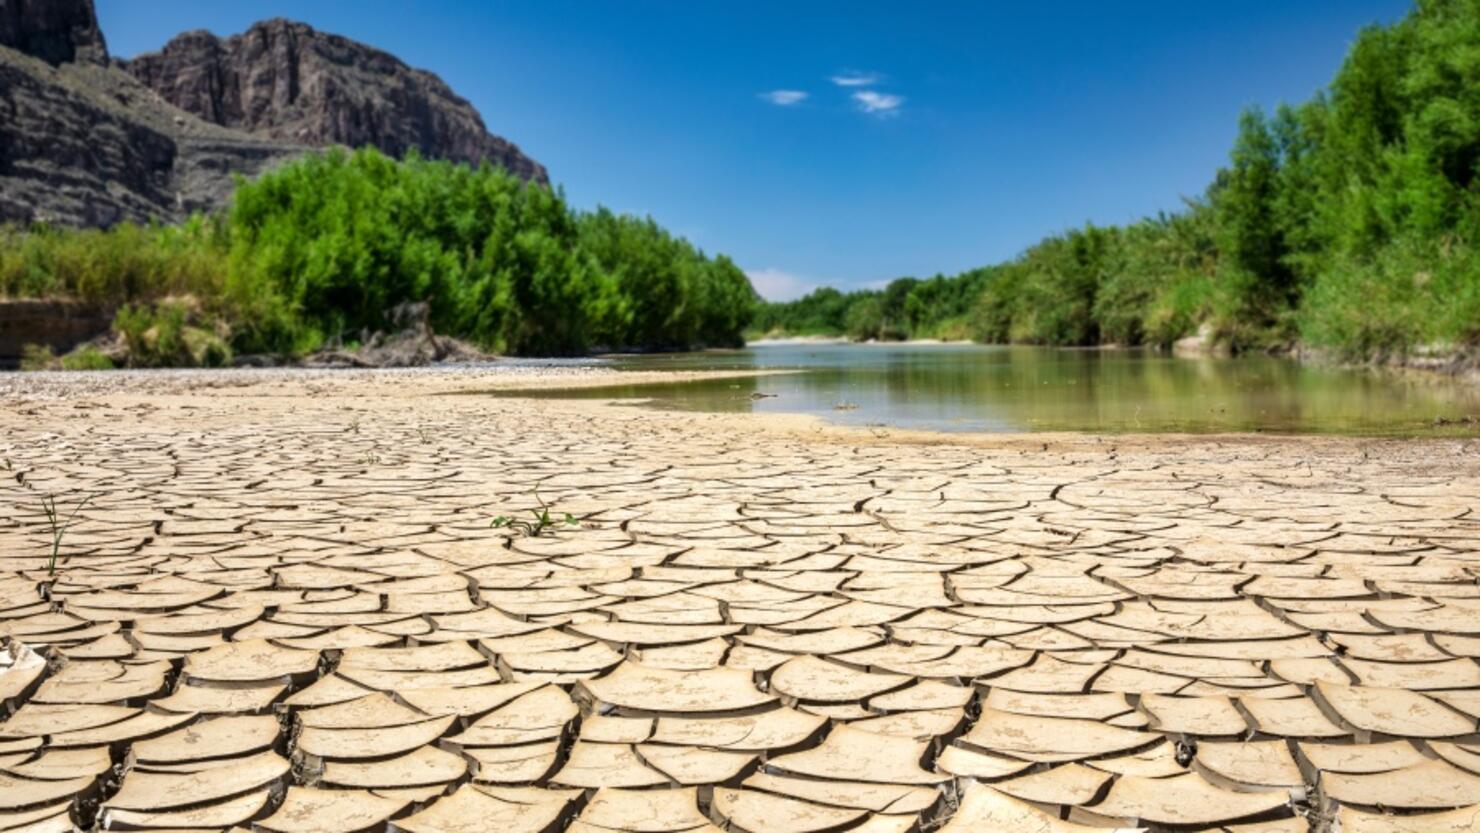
[500,343,1480,435]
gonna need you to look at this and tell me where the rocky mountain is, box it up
[0,0,107,66]
[123,19,546,183]
[0,39,298,227]
[0,0,544,227]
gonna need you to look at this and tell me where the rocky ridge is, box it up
[0,0,107,65]
[0,0,543,227]
[122,19,546,183]
[0,43,298,227]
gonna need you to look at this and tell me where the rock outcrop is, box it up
[0,298,109,366]
[0,46,302,227]
[0,0,544,228]
[298,302,494,368]
[0,0,107,66]
[124,19,546,182]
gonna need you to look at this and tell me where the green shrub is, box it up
[0,217,227,307]
[1144,273,1217,347]
[60,346,115,371]
[18,344,58,371]
[1300,238,1480,357]
[113,299,232,368]
[578,210,755,349]
[225,148,754,356]
[750,287,870,338]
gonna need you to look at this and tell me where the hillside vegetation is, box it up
[2,149,755,363]
[755,0,1480,359]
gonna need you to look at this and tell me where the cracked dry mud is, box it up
[0,368,1478,833]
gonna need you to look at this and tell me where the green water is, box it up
[498,343,1480,435]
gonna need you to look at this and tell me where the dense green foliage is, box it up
[2,148,755,362]
[756,0,1480,358]
[0,217,229,308]
[577,209,753,351]
[751,270,992,342]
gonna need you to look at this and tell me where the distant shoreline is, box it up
[747,336,974,347]
[743,335,1480,385]
[745,336,851,346]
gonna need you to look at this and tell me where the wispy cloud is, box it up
[830,71,883,87]
[745,268,817,302]
[852,89,904,116]
[759,89,808,106]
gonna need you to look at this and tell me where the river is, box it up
[497,342,1479,435]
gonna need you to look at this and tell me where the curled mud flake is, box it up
[257,786,410,833]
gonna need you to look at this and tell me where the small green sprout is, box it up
[41,493,93,575]
[491,489,579,537]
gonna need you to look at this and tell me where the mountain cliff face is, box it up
[123,19,546,182]
[0,0,107,66]
[0,0,544,227]
[0,43,299,227]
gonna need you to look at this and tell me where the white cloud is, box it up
[745,268,817,302]
[852,89,904,116]
[830,71,882,87]
[759,89,808,106]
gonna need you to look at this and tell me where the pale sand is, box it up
[0,365,1477,832]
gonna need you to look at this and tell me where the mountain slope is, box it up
[0,0,544,227]
[0,0,107,66]
[0,41,299,226]
[123,19,545,183]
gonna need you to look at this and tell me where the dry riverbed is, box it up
[0,366,1478,833]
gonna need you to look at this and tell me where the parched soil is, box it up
[0,367,1477,833]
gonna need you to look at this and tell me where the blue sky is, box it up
[99,1,1409,299]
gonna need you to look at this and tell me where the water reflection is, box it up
[492,343,1479,435]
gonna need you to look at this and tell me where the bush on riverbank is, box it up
[756,0,1480,360]
[2,149,755,362]
[0,217,228,309]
